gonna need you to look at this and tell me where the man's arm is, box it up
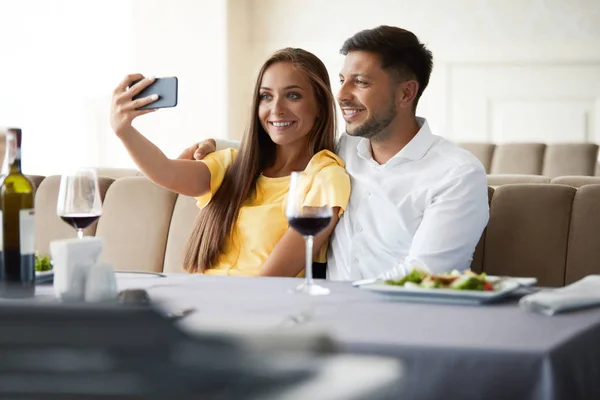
[378,164,490,279]
[178,135,340,161]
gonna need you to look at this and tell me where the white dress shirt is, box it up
[327,117,489,281]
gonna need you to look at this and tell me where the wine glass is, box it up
[57,168,102,239]
[286,171,333,295]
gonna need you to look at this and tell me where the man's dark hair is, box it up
[340,26,433,108]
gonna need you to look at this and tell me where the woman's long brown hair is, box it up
[183,48,337,273]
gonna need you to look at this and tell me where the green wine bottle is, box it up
[0,128,35,298]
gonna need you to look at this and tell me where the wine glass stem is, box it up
[77,229,84,239]
[305,235,314,285]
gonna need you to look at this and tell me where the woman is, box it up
[109,48,350,276]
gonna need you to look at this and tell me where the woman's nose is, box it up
[271,98,285,116]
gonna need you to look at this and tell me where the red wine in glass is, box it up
[60,214,100,230]
[288,215,332,237]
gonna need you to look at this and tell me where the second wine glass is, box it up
[286,171,333,295]
[57,168,102,239]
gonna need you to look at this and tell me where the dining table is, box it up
[34,273,600,400]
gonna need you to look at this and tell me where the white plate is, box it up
[360,276,537,305]
[35,270,54,284]
[115,271,166,279]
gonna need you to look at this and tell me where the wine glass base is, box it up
[293,282,330,296]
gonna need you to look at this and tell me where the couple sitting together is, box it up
[109,25,489,281]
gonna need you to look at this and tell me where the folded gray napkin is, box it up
[519,275,600,316]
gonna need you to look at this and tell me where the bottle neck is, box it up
[10,148,22,174]
[5,128,23,175]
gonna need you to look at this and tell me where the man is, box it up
[179,26,489,281]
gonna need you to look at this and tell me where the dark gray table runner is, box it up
[37,275,600,400]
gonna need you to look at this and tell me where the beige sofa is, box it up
[28,173,600,288]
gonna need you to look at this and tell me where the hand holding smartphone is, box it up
[131,76,178,110]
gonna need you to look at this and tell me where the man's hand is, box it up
[177,139,217,160]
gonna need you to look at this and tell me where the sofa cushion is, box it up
[542,143,599,178]
[550,176,600,188]
[484,184,576,287]
[96,177,177,272]
[163,195,199,273]
[487,174,550,188]
[489,143,546,175]
[565,184,600,284]
[35,175,114,256]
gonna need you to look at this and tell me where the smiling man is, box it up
[327,26,489,280]
[178,26,489,281]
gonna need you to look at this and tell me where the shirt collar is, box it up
[357,117,435,165]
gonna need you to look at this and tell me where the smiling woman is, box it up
[109,48,351,280]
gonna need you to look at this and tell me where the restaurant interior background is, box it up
[0,0,599,175]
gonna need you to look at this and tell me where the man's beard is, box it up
[344,95,397,140]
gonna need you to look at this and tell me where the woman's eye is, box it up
[287,92,301,100]
[259,93,272,101]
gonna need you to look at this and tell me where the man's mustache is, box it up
[338,102,362,108]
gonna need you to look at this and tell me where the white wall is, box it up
[245,0,600,143]
[0,0,228,175]
[0,0,132,175]
[2,0,599,175]
[118,0,228,166]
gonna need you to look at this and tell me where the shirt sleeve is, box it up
[379,164,489,278]
[214,139,240,151]
[303,165,351,216]
[195,148,237,208]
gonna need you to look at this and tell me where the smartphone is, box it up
[131,76,178,110]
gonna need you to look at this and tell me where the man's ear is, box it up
[397,80,419,109]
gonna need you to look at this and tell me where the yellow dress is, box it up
[195,149,351,276]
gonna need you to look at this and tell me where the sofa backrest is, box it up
[469,187,494,274]
[460,142,599,177]
[542,144,599,177]
[489,143,547,175]
[565,185,600,285]
[163,195,198,273]
[483,184,576,287]
[95,177,177,272]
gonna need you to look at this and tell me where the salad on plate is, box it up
[385,268,496,291]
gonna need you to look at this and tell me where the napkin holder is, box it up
[50,237,105,302]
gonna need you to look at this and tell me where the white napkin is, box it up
[50,237,104,301]
[519,275,600,316]
[85,262,117,303]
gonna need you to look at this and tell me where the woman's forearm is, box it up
[117,126,211,197]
